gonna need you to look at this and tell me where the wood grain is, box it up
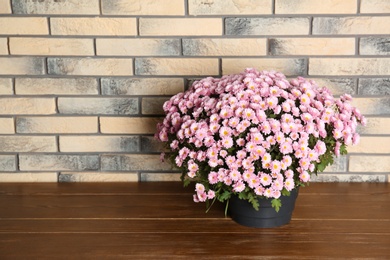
[0,182,389,259]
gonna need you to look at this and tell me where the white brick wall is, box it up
[0,0,389,182]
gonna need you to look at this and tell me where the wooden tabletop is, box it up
[0,182,389,259]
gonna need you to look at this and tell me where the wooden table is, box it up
[0,182,389,259]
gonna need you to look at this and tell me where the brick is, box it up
[225,18,310,35]
[352,97,390,115]
[357,118,390,135]
[136,58,219,76]
[10,37,93,56]
[101,78,184,96]
[0,1,11,13]
[0,118,14,134]
[0,38,7,54]
[0,173,58,183]
[360,0,390,13]
[189,0,271,15]
[51,18,136,36]
[309,78,356,95]
[58,98,138,115]
[222,58,306,76]
[12,0,99,15]
[360,37,390,55]
[359,78,390,95]
[275,0,357,14]
[142,97,167,115]
[311,173,385,182]
[0,17,48,35]
[16,117,98,134]
[101,154,173,171]
[350,156,390,172]
[269,38,355,55]
[0,78,13,94]
[101,0,184,15]
[0,155,16,171]
[15,78,98,95]
[100,117,160,134]
[183,38,267,56]
[60,136,140,152]
[48,58,133,76]
[59,172,138,182]
[313,17,390,35]
[141,136,166,153]
[97,39,180,56]
[348,136,390,154]
[0,98,56,115]
[140,173,181,182]
[19,154,99,171]
[309,58,390,76]
[0,57,44,75]
[139,18,222,36]
[0,136,56,152]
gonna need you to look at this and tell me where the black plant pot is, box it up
[228,188,299,228]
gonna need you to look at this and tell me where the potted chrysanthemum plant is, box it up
[156,68,366,228]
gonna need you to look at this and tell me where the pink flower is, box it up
[222,137,234,149]
[284,179,295,191]
[251,132,264,144]
[197,192,207,202]
[188,171,196,178]
[243,108,255,120]
[299,171,310,182]
[236,138,245,146]
[352,133,360,145]
[219,150,228,158]
[237,150,247,159]
[157,68,366,210]
[219,126,232,138]
[207,147,218,159]
[228,117,240,128]
[188,160,199,172]
[260,173,272,186]
[263,188,273,198]
[195,183,205,193]
[248,176,260,189]
[242,159,253,169]
[315,140,327,155]
[270,160,281,173]
[299,158,310,170]
[255,186,264,196]
[272,189,281,199]
[266,96,278,108]
[280,141,293,154]
[229,170,241,182]
[301,113,313,123]
[233,181,246,192]
[262,153,271,164]
[207,190,216,199]
[220,107,233,119]
[275,132,285,143]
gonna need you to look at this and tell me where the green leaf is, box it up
[219,190,231,202]
[340,144,348,155]
[271,198,282,212]
[281,189,290,197]
[248,194,260,211]
[183,178,191,187]
[238,192,247,200]
[317,162,326,172]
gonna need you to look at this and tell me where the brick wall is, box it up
[0,0,389,183]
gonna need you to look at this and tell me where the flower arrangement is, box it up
[156,68,366,213]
